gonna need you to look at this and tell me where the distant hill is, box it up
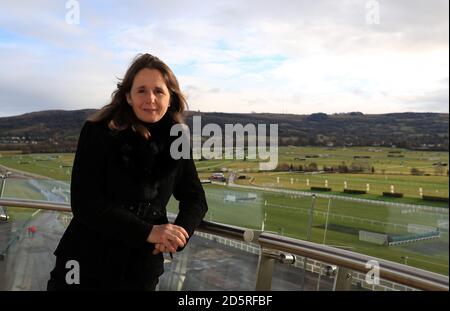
[0,110,448,153]
[0,109,96,153]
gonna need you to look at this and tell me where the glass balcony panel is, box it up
[158,228,260,291]
[270,256,344,291]
[1,177,70,204]
[269,254,422,291]
[320,197,449,276]
[0,208,71,290]
[1,177,447,291]
[168,184,313,240]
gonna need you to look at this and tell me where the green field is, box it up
[195,146,449,206]
[230,172,449,206]
[0,147,448,275]
[0,153,74,181]
[1,147,448,200]
[195,146,448,173]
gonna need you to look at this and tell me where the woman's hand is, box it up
[147,224,189,254]
[153,242,175,255]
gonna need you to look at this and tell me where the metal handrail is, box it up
[0,197,448,291]
[0,198,71,212]
[258,232,448,291]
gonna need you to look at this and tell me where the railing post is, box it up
[333,267,353,291]
[0,176,5,197]
[255,247,296,290]
[0,175,8,221]
[255,249,275,290]
[251,230,276,291]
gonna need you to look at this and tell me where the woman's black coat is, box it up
[51,115,208,289]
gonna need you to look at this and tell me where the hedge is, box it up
[344,189,367,195]
[383,192,403,198]
[311,187,332,192]
[422,195,449,203]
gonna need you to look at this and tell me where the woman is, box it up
[47,53,208,290]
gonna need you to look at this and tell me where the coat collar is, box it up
[110,117,181,182]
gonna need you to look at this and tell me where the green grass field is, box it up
[229,172,449,207]
[0,147,448,275]
[1,146,448,200]
[0,153,74,181]
[195,146,449,174]
[195,146,449,206]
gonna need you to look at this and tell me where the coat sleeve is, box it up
[70,121,153,248]
[172,157,208,250]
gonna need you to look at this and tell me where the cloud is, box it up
[397,88,449,112]
[0,0,448,116]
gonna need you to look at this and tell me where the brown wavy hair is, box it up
[88,53,187,140]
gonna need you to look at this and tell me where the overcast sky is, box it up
[0,0,448,117]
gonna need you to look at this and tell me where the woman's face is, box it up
[126,68,171,123]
